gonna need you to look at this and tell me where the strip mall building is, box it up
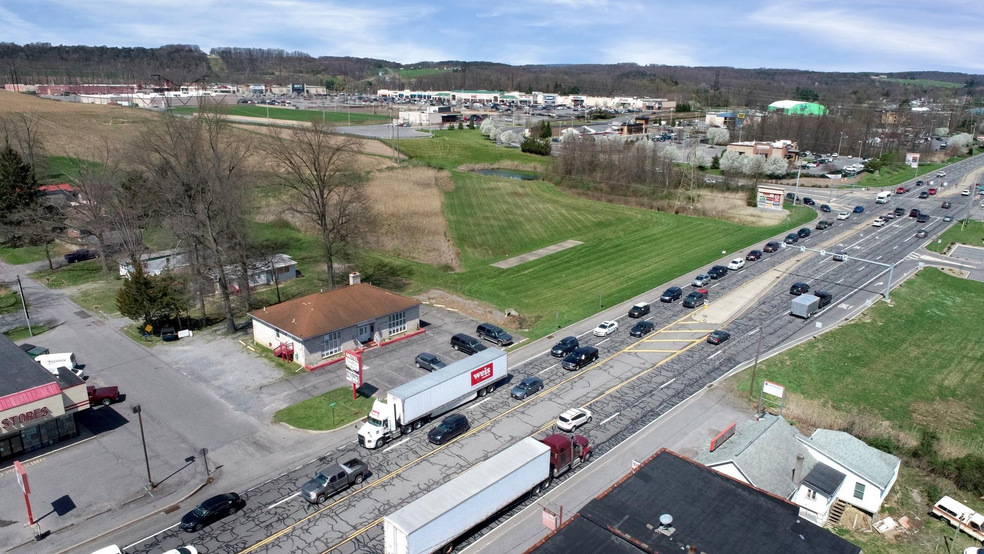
[0,336,89,462]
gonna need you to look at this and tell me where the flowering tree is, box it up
[764,155,790,177]
[706,127,730,145]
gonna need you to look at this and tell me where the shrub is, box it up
[521,136,552,156]
[866,436,898,454]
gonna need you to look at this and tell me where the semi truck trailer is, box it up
[384,434,592,554]
[359,348,507,449]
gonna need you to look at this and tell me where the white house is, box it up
[118,249,188,278]
[208,254,298,293]
[696,415,900,526]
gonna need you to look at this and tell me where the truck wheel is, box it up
[442,543,454,554]
[376,437,386,449]
[413,420,423,430]
[317,493,326,503]
[583,451,592,463]
[402,424,413,435]
[486,384,494,395]
[355,474,364,485]
[101,398,111,406]
[542,477,553,491]
[478,387,487,397]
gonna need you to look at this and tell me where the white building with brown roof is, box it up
[248,277,421,366]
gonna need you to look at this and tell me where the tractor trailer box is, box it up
[384,438,551,554]
[791,294,821,319]
[359,348,507,449]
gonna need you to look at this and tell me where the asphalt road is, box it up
[98,153,984,554]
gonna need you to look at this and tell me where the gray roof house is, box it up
[697,415,900,526]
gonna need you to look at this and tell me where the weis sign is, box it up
[470,363,494,386]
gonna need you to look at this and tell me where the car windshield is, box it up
[313,472,328,485]
[193,505,209,517]
[519,380,533,389]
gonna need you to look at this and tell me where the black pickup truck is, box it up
[300,458,369,504]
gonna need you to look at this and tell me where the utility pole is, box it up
[132,405,155,489]
[793,164,802,207]
[837,132,846,157]
[15,276,32,337]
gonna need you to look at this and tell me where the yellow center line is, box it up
[656,329,717,333]
[319,518,384,554]
[627,349,683,353]
[241,305,712,554]
[642,338,695,342]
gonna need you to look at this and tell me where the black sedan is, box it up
[819,204,831,213]
[630,321,655,337]
[660,287,683,302]
[802,197,815,206]
[789,282,810,295]
[180,493,245,532]
[745,250,762,261]
[707,265,728,279]
[511,377,543,399]
[707,330,731,345]
[550,336,579,358]
[64,249,98,264]
[784,233,799,244]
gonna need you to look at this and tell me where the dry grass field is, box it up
[363,167,459,268]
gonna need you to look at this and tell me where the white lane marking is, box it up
[659,378,677,390]
[746,328,759,336]
[596,338,611,346]
[837,278,844,284]
[904,236,914,242]
[266,492,300,510]
[538,363,558,374]
[710,283,719,288]
[875,282,883,286]
[512,351,550,368]
[469,396,494,409]
[600,412,620,425]
[707,351,722,360]
[644,316,654,321]
[124,523,180,550]
[381,437,410,453]
[876,255,882,260]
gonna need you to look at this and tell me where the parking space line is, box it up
[266,492,300,510]
[381,437,410,453]
[124,523,180,551]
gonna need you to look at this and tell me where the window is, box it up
[805,488,817,501]
[323,331,341,358]
[853,482,866,500]
[388,311,406,334]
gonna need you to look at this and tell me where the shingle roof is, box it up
[696,415,815,498]
[0,335,59,407]
[802,463,846,497]
[532,449,861,554]
[801,430,900,489]
[249,283,419,340]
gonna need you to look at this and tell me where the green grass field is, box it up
[3,324,50,341]
[171,105,389,125]
[273,387,376,430]
[71,279,123,315]
[399,172,815,338]
[738,269,984,449]
[882,78,965,89]
[0,244,65,265]
[926,219,984,253]
[391,129,550,171]
[29,259,109,288]
[394,67,448,79]
[0,286,20,315]
[855,158,964,188]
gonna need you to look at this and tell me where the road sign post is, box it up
[13,461,33,525]
[345,350,363,400]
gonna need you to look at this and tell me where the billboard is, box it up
[905,152,920,168]
[345,350,363,387]
[757,185,784,210]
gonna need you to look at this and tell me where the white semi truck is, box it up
[358,348,507,449]
[384,434,592,554]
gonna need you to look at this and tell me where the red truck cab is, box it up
[540,433,592,478]
[87,385,121,406]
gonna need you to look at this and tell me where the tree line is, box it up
[0,107,368,335]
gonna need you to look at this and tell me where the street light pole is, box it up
[797,246,895,302]
[132,405,155,489]
[837,132,846,157]
[793,164,802,206]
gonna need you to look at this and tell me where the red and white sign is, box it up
[13,461,33,525]
[2,407,52,431]
[470,363,494,386]
[541,508,559,531]
[345,350,363,387]
[762,380,785,399]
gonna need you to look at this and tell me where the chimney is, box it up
[349,272,361,286]
[793,454,804,484]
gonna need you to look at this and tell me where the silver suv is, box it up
[691,274,711,287]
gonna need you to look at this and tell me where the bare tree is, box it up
[265,120,361,288]
[0,112,48,175]
[138,109,255,332]
[66,147,119,273]
[12,204,64,270]
[107,171,155,266]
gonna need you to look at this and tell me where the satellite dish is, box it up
[659,514,673,526]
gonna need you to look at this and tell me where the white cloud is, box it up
[599,39,698,66]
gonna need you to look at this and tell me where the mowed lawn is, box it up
[436,172,814,338]
[740,269,984,448]
[392,129,550,171]
[171,105,390,125]
[855,158,964,188]
[926,219,984,253]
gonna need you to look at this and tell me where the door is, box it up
[357,322,373,343]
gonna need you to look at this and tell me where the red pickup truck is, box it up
[87,385,121,406]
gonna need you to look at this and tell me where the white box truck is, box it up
[385,437,575,554]
[875,190,892,204]
[359,348,507,449]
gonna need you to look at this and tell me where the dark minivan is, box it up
[563,346,599,371]
[785,233,799,244]
[428,414,469,445]
[815,290,833,308]
[815,220,831,230]
[789,282,810,295]
[551,336,579,358]
[628,302,651,317]
[797,227,811,239]
[660,287,683,302]
[682,289,708,308]
[450,333,487,355]
[477,323,513,346]
[707,265,728,279]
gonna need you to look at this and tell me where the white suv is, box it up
[557,408,592,431]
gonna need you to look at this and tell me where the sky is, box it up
[2,0,983,73]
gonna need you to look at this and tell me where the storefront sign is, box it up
[345,350,363,400]
[757,186,784,210]
[2,407,52,431]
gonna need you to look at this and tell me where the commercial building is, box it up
[727,139,798,159]
[0,336,90,462]
[696,415,901,525]
[532,449,861,554]
[249,276,421,367]
[705,111,736,127]
[398,105,459,126]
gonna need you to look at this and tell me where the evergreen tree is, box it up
[116,264,186,327]
[710,154,720,170]
[539,121,552,139]
[0,146,40,244]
